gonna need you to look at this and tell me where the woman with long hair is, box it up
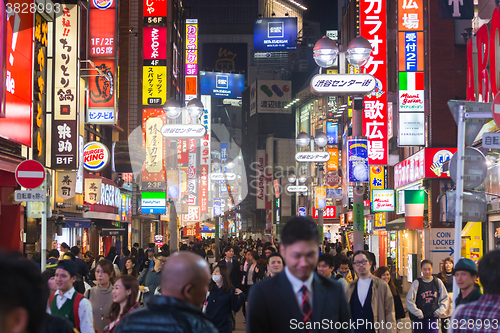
[120,258,139,278]
[84,259,117,333]
[103,276,140,333]
[437,257,454,331]
[204,263,245,333]
[375,266,405,325]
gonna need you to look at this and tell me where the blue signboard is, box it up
[404,32,418,71]
[254,17,297,51]
[347,139,369,183]
[200,71,244,99]
[326,122,338,145]
[220,143,228,161]
[298,206,306,217]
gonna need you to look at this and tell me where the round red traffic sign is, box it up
[325,172,340,187]
[493,92,500,128]
[15,160,46,189]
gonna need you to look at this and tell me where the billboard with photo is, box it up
[254,17,297,51]
[200,71,244,99]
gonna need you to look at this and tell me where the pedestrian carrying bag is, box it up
[49,292,84,331]
[112,256,121,277]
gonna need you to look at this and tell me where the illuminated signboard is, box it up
[89,2,116,57]
[399,113,425,146]
[200,72,245,99]
[142,192,166,214]
[360,0,388,165]
[199,95,211,213]
[143,0,167,18]
[88,59,116,109]
[0,0,34,146]
[143,27,167,60]
[399,32,424,72]
[254,17,297,51]
[33,13,47,164]
[326,148,339,172]
[398,0,424,31]
[185,19,198,102]
[142,109,166,189]
[326,121,338,145]
[372,189,395,212]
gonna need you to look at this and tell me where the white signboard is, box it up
[429,228,455,274]
[295,152,331,163]
[210,173,236,181]
[482,133,500,149]
[399,90,425,112]
[399,113,425,146]
[372,189,395,212]
[286,185,308,193]
[256,80,292,114]
[160,124,206,138]
[310,74,376,96]
[57,171,77,200]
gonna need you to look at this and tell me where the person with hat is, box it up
[453,258,482,308]
[48,260,94,333]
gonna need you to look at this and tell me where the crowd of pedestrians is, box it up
[2,217,500,333]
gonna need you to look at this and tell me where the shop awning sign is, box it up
[310,74,376,96]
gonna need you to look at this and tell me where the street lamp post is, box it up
[311,35,372,252]
[162,98,205,252]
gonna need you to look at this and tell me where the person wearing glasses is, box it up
[138,252,168,303]
[346,250,395,333]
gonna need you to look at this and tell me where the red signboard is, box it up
[143,27,167,60]
[88,59,115,108]
[424,148,457,178]
[143,0,167,17]
[0,0,6,117]
[312,206,336,219]
[0,0,34,146]
[360,0,388,165]
[15,160,45,189]
[89,8,116,57]
[183,222,200,238]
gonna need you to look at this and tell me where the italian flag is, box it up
[405,190,425,229]
[399,72,424,90]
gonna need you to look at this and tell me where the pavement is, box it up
[232,292,414,333]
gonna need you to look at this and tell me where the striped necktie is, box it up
[300,285,312,332]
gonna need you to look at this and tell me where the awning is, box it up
[386,217,406,231]
[64,217,91,229]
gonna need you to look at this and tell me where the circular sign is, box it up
[93,0,113,9]
[15,160,46,189]
[449,147,487,190]
[325,172,340,187]
[83,141,110,172]
[493,92,500,128]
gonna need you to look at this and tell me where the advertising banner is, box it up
[200,95,211,213]
[424,148,456,178]
[372,189,395,212]
[185,19,198,102]
[143,66,167,105]
[143,0,167,17]
[167,170,180,199]
[399,72,424,111]
[256,149,266,209]
[360,0,388,165]
[141,192,166,214]
[88,59,116,109]
[84,178,103,204]
[326,122,338,145]
[254,17,297,51]
[313,206,336,218]
[56,171,77,200]
[347,139,369,183]
[369,165,385,200]
[399,113,425,146]
[89,0,116,56]
[143,27,167,60]
[0,0,34,146]
[203,43,248,72]
[327,148,339,172]
[142,109,166,189]
[256,80,292,114]
[200,72,244,99]
[315,186,326,209]
[184,206,200,222]
[398,0,424,31]
[52,120,78,170]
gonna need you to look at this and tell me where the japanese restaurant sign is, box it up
[185,19,198,102]
[360,0,388,165]
[33,13,48,164]
[372,189,395,212]
[142,109,166,189]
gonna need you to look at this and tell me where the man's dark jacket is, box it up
[246,271,353,333]
[218,259,241,288]
[114,295,218,333]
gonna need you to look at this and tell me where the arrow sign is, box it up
[15,160,46,189]
[430,247,454,256]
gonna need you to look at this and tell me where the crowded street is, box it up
[1,0,500,332]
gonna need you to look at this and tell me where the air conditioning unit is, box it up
[490,201,500,212]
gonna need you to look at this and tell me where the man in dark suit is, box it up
[218,245,241,288]
[247,216,352,333]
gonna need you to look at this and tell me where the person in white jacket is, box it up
[405,259,448,333]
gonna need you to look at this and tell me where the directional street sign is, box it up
[295,152,330,163]
[160,124,206,139]
[310,74,376,96]
[15,160,46,189]
[15,190,46,202]
[287,185,308,193]
[210,173,236,181]
[482,133,500,149]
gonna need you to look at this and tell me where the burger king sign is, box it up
[84,142,110,172]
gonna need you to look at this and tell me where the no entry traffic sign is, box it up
[15,160,46,189]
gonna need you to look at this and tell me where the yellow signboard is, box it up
[374,212,386,228]
[369,166,385,200]
[315,186,326,209]
[143,66,167,105]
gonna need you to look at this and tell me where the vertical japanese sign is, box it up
[327,148,339,172]
[52,4,78,169]
[143,0,167,106]
[88,0,117,124]
[200,95,211,214]
[33,13,48,165]
[142,109,166,189]
[0,0,34,146]
[256,149,266,209]
[360,0,388,165]
[398,0,425,146]
[185,19,198,102]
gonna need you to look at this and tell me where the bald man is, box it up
[114,251,217,333]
